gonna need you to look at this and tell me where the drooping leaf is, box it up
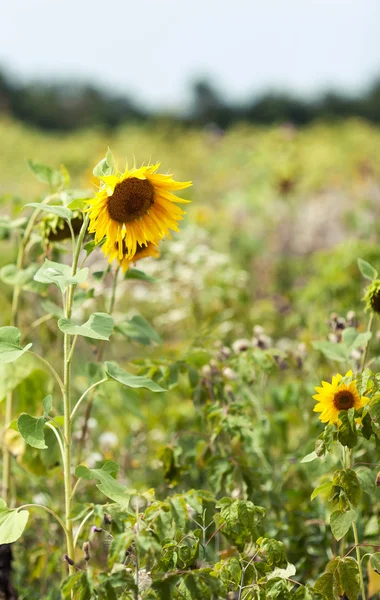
[105,361,165,392]
[337,409,357,448]
[74,462,134,509]
[0,501,29,544]
[330,509,356,541]
[58,312,114,340]
[24,203,73,220]
[337,557,360,600]
[116,315,162,345]
[311,481,333,501]
[0,264,39,288]
[42,395,53,415]
[125,268,156,282]
[370,553,380,574]
[17,413,47,449]
[34,259,88,294]
[0,327,32,365]
[312,341,348,362]
[27,160,64,189]
[358,258,378,280]
[67,198,92,211]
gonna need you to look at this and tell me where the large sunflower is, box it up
[107,237,160,273]
[87,163,192,260]
[313,370,369,424]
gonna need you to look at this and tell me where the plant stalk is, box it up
[61,215,89,574]
[76,266,120,464]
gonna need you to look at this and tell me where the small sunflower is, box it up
[87,162,192,261]
[107,237,160,273]
[313,370,369,424]
[364,280,380,314]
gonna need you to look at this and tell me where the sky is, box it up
[1,0,379,110]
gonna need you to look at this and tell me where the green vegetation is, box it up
[0,119,380,598]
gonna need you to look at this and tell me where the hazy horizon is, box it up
[1,0,379,110]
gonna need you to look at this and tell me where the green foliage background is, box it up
[1,117,380,598]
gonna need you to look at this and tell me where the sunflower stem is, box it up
[360,312,374,373]
[346,448,366,599]
[62,215,89,579]
[76,265,120,464]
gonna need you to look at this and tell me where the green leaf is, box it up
[311,481,333,501]
[300,451,318,464]
[358,258,378,281]
[368,395,380,422]
[351,331,372,350]
[0,327,32,365]
[27,160,64,188]
[105,361,165,392]
[330,509,356,541]
[74,462,134,509]
[34,259,88,294]
[337,557,360,600]
[67,198,92,211]
[370,553,380,574]
[313,572,335,599]
[0,502,29,544]
[312,341,348,362]
[116,315,162,345]
[43,395,53,415]
[106,147,116,171]
[125,268,156,282]
[17,413,47,449]
[0,264,39,287]
[258,538,287,568]
[341,327,358,348]
[93,156,113,178]
[25,203,73,220]
[337,408,358,449]
[58,313,114,340]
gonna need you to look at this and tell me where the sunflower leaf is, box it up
[105,361,165,392]
[27,160,64,189]
[24,203,73,221]
[116,315,162,346]
[330,509,356,541]
[125,268,156,282]
[17,413,47,449]
[0,327,32,365]
[74,462,134,509]
[312,341,348,362]
[0,501,29,544]
[34,260,88,294]
[337,408,358,448]
[58,313,114,340]
[358,258,378,281]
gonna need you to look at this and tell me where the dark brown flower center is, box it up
[107,177,154,223]
[370,290,380,313]
[333,389,355,411]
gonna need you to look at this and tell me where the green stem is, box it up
[28,351,64,393]
[17,504,67,536]
[62,215,89,574]
[352,521,366,600]
[360,312,374,372]
[76,265,120,464]
[347,448,366,599]
[2,204,50,503]
[70,378,108,421]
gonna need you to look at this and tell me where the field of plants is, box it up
[1,117,380,599]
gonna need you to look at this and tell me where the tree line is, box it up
[1,69,380,131]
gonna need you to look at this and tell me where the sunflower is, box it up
[87,163,192,261]
[107,236,160,273]
[313,370,369,424]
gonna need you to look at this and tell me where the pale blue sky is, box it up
[1,0,379,110]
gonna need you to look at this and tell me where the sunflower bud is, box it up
[83,541,90,562]
[364,280,380,314]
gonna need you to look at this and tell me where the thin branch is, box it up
[70,378,109,421]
